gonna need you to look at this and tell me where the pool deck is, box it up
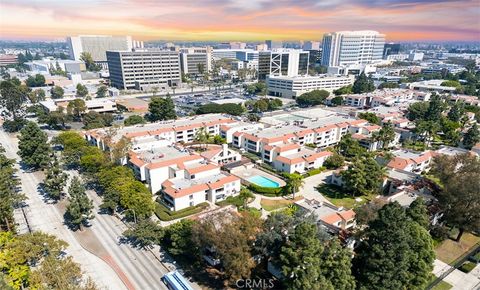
[231,167,286,187]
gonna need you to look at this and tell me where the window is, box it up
[189,195,193,200]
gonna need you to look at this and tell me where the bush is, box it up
[154,202,209,221]
[247,183,283,196]
[324,154,345,169]
[296,90,329,107]
[459,261,476,273]
[305,167,326,177]
[196,103,245,116]
[216,195,245,207]
[469,252,480,263]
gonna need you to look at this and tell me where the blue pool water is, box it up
[247,175,280,188]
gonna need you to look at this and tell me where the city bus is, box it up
[161,271,194,290]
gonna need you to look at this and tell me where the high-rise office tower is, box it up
[321,31,385,67]
[258,49,309,80]
[383,43,401,59]
[265,40,283,50]
[303,41,320,51]
[67,35,143,69]
[179,47,212,76]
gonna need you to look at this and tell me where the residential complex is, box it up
[321,30,385,67]
[106,50,181,90]
[266,74,354,98]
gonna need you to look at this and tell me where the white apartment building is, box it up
[265,143,333,174]
[321,31,385,67]
[67,35,143,68]
[266,74,355,98]
[258,49,310,80]
[179,47,212,75]
[85,114,236,151]
[126,141,241,210]
[106,50,181,90]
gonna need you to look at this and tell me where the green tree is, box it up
[163,219,195,256]
[296,90,329,107]
[97,165,135,213]
[321,238,356,290]
[252,98,269,112]
[122,219,164,248]
[447,102,466,123]
[406,198,429,229]
[407,101,429,121]
[0,146,24,231]
[0,80,29,119]
[441,80,462,89]
[195,103,245,116]
[53,131,89,167]
[43,107,68,129]
[425,93,446,122]
[284,173,304,199]
[50,86,64,99]
[192,211,261,281]
[431,154,480,241]
[358,112,380,125]
[80,52,100,72]
[82,111,114,129]
[118,181,155,220]
[352,72,375,94]
[324,153,345,169]
[29,89,46,103]
[372,122,396,149]
[330,96,344,106]
[76,84,89,98]
[463,123,480,149]
[66,99,86,121]
[43,157,68,200]
[280,222,332,290]
[124,115,145,126]
[65,177,94,231]
[378,82,399,89]
[336,133,365,158]
[18,121,51,169]
[333,85,353,96]
[79,146,107,174]
[25,74,46,87]
[95,85,107,98]
[353,202,435,290]
[341,155,385,196]
[148,96,176,121]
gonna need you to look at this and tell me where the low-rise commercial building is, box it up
[266,74,354,98]
[40,98,117,113]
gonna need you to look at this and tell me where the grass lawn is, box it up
[260,196,302,211]
[154,202,209,221]
[316,183,373,209]
[435,232,480,265]
[431,280,453,290]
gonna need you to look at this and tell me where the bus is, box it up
[161,271,194,290]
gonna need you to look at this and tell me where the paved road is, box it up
[0,128,127,290]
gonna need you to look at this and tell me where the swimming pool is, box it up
[247,175,280,188]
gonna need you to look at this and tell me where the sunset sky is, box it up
[1,0,479,42]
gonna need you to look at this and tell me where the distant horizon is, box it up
[1,1,479,42]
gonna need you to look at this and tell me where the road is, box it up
[0,128,181,290]
[0,128,127,290]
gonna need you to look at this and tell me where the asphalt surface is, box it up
[0,127,179,290]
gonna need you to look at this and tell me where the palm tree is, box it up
[285,173,304,199]
[194,127,210,149]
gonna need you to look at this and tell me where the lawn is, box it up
[435,232,480,265]
[260,196,302,211]
[316,183,373,209]
[431,280,453,290]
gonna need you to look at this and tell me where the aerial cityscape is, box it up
[0,1,479,290]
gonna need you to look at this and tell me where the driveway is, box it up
[300,170,333,204]
[433,259,480,290]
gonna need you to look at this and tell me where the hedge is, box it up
[459,261,476,273]
[154,202,209,221]
[305,167,326,177]
[247,183,283,196]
